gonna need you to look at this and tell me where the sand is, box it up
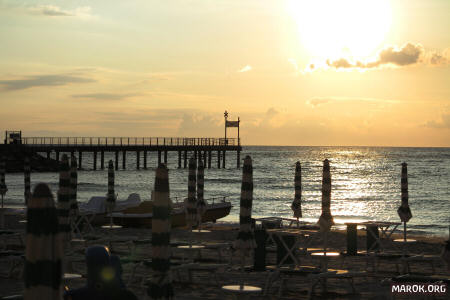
[1,213,449,299]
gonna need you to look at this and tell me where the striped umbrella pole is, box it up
[318,159,334,260]
[196,159,207,226]
[24,157,31,206]
[318,159,334,232]
[397,162,412,242]
[291,161,302,221]
[25,183,63,300]
[148,163,173,299]
[0,156,7,229]
[69,155,79,234]
[57,154,71,247]
[106,160,116,227]
[234,155,256,268]
[185,157,197,229]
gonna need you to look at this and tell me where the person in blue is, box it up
[64,245,137,300]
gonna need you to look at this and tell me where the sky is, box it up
[0,0,449,146]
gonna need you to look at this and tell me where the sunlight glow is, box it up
[287,0,392,60]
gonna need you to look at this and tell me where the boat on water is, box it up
[111,197,232,228]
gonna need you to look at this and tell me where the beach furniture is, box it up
[64,245,137,300]
[147,163,174,299]
[102,160,121,230]
[195,159,209,232]
[25,183,63,300]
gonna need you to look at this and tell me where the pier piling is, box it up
[93,151,97,170]
[136,151,140,170]
[143,151,147,169]
[101,151,104,169]
[122,151,126,170]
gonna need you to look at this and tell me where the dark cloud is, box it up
[72,93,138,101]
[39,6,73,16]
[0,74,95,91]
[327,43,425,69]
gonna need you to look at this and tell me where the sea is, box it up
[2,146,450,237]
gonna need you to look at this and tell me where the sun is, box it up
[287,0,392,60]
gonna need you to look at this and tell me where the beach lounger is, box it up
[399,254,442,275]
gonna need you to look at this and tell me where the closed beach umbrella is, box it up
[185,157,197,228]
[234,155,256,258]
[196,159,207,223]
[0,156,7,228]
[25,183,63,300]
[69,155,79,219]
[291,161,302,219]
[24,157,31,206]
[397,162,412,223]
[148,163,174,299]
[106,160,116,213]
[318,159,334,232]
[57,154,71,245]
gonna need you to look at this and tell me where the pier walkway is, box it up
[1,136,242,170]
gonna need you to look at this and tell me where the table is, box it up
[310,252,340,271]
[177,245,205,262]
[221,284,262,299]
[363,221,400,252]
[266,228,317,268]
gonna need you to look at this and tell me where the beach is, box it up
[1,213,448,299]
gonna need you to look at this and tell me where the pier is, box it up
[1,135,242,170]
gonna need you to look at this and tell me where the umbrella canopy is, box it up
[69,155,79,219]
[291,161,302,219]
[196,159,207,222]
[185,157,197,227]
[57,154,71,244]
[0,155,7,197]
[106,160,116,213]
[25,183,63,300]
[397,162,412,223]
[318,159,334,232]
[148,163,173,299]
[234,155,256,257]
[24,157,31,206]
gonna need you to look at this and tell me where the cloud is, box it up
[307,98,330,107]
[0,74,95,91]
[307,97,397,108]
[326,43,449,69]
[30,5,92,18]
[238,65,252,73]
[71,93,138,101]
[424,114,450,129]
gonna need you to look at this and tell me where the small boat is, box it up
[111,198,232,228]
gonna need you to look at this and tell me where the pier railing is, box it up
[21,137,239,147]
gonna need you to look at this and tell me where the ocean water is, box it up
[3,146,450,237]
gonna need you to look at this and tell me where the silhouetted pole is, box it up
[78,151,82,170]
[114,151,119,170]
[122,151,126,170]
[178,151,182,168]
[93,151,97,170]
[136,151,140,170]
[144,151,147,169]
[100,151,104,169]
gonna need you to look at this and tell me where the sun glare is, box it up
[287,0,392,60]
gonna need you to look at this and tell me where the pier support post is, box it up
[217,151,221,169]
[122,151,126,170]
[203,151,207,167]
[158,150,161,165]
[56,151,60,163]
[183,151,187,168]
[208,151,212,169]
[143,151,147,169]
[178,151,181,168]
[115,151,119,170]
[222,150,226,169]
[78,151,83,170]
[164,151,167,165]
[194,150,197,160]
[47,151,50,159]
[71,151,74,158]
[101,151,104,170]
[136,151,140,170]
[237,150,240,169]
[93,151,97,170]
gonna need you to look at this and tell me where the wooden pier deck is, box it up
[1,136,242,170]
